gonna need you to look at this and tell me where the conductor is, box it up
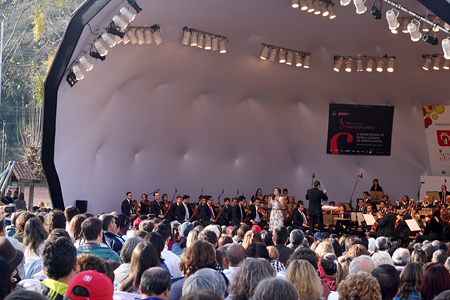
[306,180,328,233]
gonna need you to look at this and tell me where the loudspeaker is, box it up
[76,200,88,214]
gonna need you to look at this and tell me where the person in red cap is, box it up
[65,270,114,300]
[251,225,262,233]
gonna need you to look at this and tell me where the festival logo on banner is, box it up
[423,105,450,175]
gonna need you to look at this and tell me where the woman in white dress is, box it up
[268,188,286,232]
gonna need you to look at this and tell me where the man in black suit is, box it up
[291,201,308,231]
[121,192,137,218]
[231,196,246,227]
[170,195,183,221]
[440,185,450,202]
[306,180,328,233]
[355,198,366,213]
[177,195,192,223]
[249,199,267,228]
[369,205,396,238]
[150,192,164,218]
[200,196,217,226]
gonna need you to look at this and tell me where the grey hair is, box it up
[120,237,143,263]
[375,237,388,251]
[251,277,299,300]
[372,251,394,268]
[349,255,375,274]
[289,229,304,245]
[182,268,226,298]
[413,243,422,250]
[392,248,411,266]
[432,249,448,264]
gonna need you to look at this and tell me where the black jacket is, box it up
[231,205,243,226]
[121,199,136,216]
[150,200,162,216]
[306,188,328,216]
[377,211,396,237]
[291,209,307,227]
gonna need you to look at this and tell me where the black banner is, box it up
[327,104,394,156]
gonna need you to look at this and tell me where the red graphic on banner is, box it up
[330,132,354,154]
[437,131,450,146]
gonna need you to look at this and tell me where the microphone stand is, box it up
[349,175,362,210]
[311,173,315,188]
[146,187,160,196]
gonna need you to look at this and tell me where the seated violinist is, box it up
[335,204,351,235]
[139,194,151,216]
[216,198,231,226]
[291,201,308,231]
[416,209,443,242]
[284,195,297,226]
[355,198,366,213]
[250,198,267,228]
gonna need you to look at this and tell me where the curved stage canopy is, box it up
[43,0,449,213]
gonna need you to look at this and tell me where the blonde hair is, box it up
[347,244,369,258]
[267,246,279,261]
[337,271,382,300]
[315,241,335,258]
[286,260,323,300]
[186,229,200,249]
[338,255,353,283]
[242,230,260,249]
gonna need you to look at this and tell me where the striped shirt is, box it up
[76,242,122,263]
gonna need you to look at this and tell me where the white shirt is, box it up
[162,245,183,278]
[183,203,190,219]
[224,265,239,282]
[254,206,260,222]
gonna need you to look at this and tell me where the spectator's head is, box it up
[432,249,448,265]
[315,241,334,257]
[44,211,66,233]
[252,277,299,300]
[289,229,304,246]
[218,236,232,248]
[179,240,216,277]
[349,255,375,274]
[153,225,170,244]
[273,226,288,245]
[286,259,323,300]
[435,291,450,300]
[182,268,226,299]
[181,291,221,300]
[287,247,319,270]
[64,206,80,224]
[81,217,102,242]
[321,253,343,281]
[186,229,200,249]
[347,244,369,258]
[345,235,362,252]
[4,290,49,300]
[372,251,394,268]
[328,238,343,258]
[65,270,114,300]
[140,267,171,299]
[260,230,274,246]
[102,215,118,234]
[411,249,428,264]
[180,222,194,238]
[120,237,143,264]
[267,246,279,261]
[376,237,388,251]
[338,272,382,300]
[246,242,270,261]
[421,263,450,300]
[225,243,246,267]
[399,262,423,300]
[242,230,260,249]
[77,254,107,274]
[0,257,11,299]
[198,229,218,248]
[392,248,411,266]
[372,264,401,300]
[42,237,77,281]
[228,258,275,300]
[23,218,48,257]
[69,214,86,240]
[144,232,165,263]
[15,212,35,238]
[139,220,155,233]
[338,255,353,281]
[422,243,437,262]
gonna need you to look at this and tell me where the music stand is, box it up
[426,191,441,204]
[370,191,384,201]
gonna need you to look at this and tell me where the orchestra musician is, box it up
[177,195,193,223]
[394,205,412,246]
[251,188,264,203]
[170,195,183,221]
[291,201,308,231]
[370,179,383,191]
[121,192,137,218]
[150,192,164,218]
[217,198,232,226]
[335,204,350,236]
[200,195,217,226]
[231,196,247,227]
[249,198,267,228]
[362,192,371,203]
[379,201,386,215]
[416,209,443,242]
[306,181,328,233]
[138,194,151,215]
[355,198,366,213]
[369,204,396,238]
[440,185,450,202]
[284,195,297,226]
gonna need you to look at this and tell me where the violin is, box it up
[244,208,250,224]
[131,200,139,215]
[191,202,200,221]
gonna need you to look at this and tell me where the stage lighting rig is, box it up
[89,50,106,61]
[107,26,125,39]
[423,34,438,46]
[370,0,382,20]
[66,71,77,87]
[127,0,142,14]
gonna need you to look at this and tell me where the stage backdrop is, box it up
[327,104,395,156]
[424,105,450,175]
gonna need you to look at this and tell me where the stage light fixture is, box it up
[356,58,363,72]
[303,55,311,68]
[286,51,294,65]
[408,20,421,42]
[341,0,351,6]
[219,38,227,53]
[72,64,84,81]
[445,23,450,31]
[354,0,367,14]
[66,71,77,87]
[197,33,204,48]
[123,32,130,44]
[127,0,142,14]
[314,0,322,15]
[151,26,162,45]
[423,34,438,46]
[182,28,191,45]
[190,31,198,47]
[432,17,440,32]
[101,32,116,47]
[442,38,450,59]
[260,46,270,60]
[212,36,219,51]
[386,9,399,34]
[107,26,125,41]
[328,6,336,19]
[144,29,153,44]
[79,56,93,71]
[402,18,410,33]
[127,29,138,45]
[292,0,300,8]
[366,58,374,72]
[345,58,353,72]
[89,50,106,61]
[387,58,395,72]
[279,49,286,63]
[322,3,330,16]
[433,56,441,70]
[295,53,303,67]
[135,29,145,45]
[422,17,430,32]
[94,40,108,56]
[443,59,450,70]
[333,57,344,72]
[422,55,432,70]
[370,2,382,20]
[300,0,308,10]
[376,59,384,72]
[205,34,212,50]
[120,7,136,22]
[307,0,315,12]
[269,48,277,62]
[113,15,128,31]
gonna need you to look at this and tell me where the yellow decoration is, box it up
[426,113,430,118]
[435,105,445,114]
[424,106,434,114]
[432,114,439,120]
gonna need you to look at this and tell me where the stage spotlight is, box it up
[303,55,311,68]
[295,53,303,67]
[107,26,124,42]
[422,55,432,70]
[66,71,77,87]
[260,45,270,60]
[300,0,308,10]
[328,6,336,19]
[292,0,299,8]
[122,32,130,44]
[387,58,395,72]
[333,57,344,72]
[101,32,116,48]
[432,17,440,32]
[219,38,227,53]
[376,59,384,72]
[306,0,315,12]
[197,33,204,48]
[314,1,322,15]
[366,58,374,72]
[190,31,198,47]
[443,38,450,59]
[72,65,84,81]
[89,50,106,61]
[204,34,212,50]
[94,40,108,56]
[144,29,153,44]
[182,28,191,45]
[79,56,93,71]
[126,29,138,44]
[433,56,441,70]
[402,18,410,33]
[135,29,145,45]
[423,17,430,32]
[423,34,438,46]
[386,9,399,34]
[354,0,367,14]
[113,15,128,31]
[443,59,450,70]
[345,58,352,72]
[279,49,286,63]
[127,0,142,14]
[286,51,294,65]
[152,27,162,45]
[445,22,450,31]
[212,36,219,51]
[356,58,363,72]
[269,48,277,62]
[120,7,136,22]
[340,0,351,6]
[370,5,382,20]
[408,20,421,42]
